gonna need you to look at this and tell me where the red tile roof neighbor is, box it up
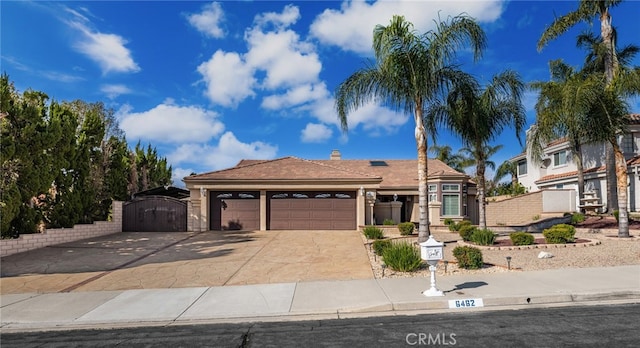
[187,156,466,188]
[535,155,640,184]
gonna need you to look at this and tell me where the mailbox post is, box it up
[420,235,444,297]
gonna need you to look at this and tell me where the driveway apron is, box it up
[0,230,373,294]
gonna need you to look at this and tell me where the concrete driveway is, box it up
[0,230,373,294]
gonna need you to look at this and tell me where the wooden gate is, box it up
[123,196,187,232]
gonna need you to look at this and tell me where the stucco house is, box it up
[511,113,640,212]
[183,150,478,231]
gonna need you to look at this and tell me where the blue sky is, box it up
[3,1,640,186]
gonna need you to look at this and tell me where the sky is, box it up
[3,0,640,186]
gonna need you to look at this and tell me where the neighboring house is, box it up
[511,114,640,212]
[183,150,478,231]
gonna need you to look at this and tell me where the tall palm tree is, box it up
[428,144,471,173]
[335,15,486,242]
[529,60,591,211]
[430,70,526,229]
[537,0,633,236]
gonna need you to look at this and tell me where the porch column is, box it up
[260,190,267,231]
[428,201,442,225]
[357,191,366,227]
[200,188,208,231]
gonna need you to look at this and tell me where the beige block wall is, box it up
[0,201,123,257]
[485,191,543,226]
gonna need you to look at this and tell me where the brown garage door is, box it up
[210,192,259,230]
[269,191,356,230]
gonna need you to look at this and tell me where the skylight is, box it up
[370,160,388,167]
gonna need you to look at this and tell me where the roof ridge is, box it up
[296,157,382,179]
[188,157,292,178]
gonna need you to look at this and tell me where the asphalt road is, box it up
[2,303,639,347]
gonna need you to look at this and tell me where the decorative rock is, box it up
[538,251,554,259]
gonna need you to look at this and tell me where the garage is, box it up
[210,191,260,230]
[268,191,356,230]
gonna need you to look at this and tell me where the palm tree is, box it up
[537,0,634,237]
[430,70,526,229]
[335,15,486,242]
[529,60,591,211]
[428,144,471,173]
[494,160,518,193]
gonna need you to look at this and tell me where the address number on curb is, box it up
[448,298,484,309]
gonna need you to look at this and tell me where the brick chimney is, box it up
[330,149,341,160]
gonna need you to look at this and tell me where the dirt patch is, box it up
[574,216,640,230]
[491,238,591,247]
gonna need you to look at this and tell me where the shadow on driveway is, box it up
[0,230,373,294]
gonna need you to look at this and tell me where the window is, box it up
[428,184,437,202]
[555,184,564,189]
[442,194,460,216]
[553,151,567,166]
[442,184,460,192]
[622,134,634,154]
[517,159,527,176]
[441,184,460,216]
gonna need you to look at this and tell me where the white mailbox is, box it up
[420,235,445,297]
[420,235,444,262]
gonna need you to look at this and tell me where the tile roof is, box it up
[187,156,381,182]
[186,156,466,188]
[315,158,465,189]
[535,155,640,184]
[535,166,604,184]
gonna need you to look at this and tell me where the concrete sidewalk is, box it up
[1,265,639,332]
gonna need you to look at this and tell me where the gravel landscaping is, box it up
[363,224,640,279]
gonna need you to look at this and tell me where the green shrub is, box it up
[510,232,534,246]
[571,213,585,225]
[452,246,483,269]
[372,239,392,256]
[363,226,384,239]
[443,218,454,229]
[543,224,576,244]
[383,218,395,225]
[451,220,472,232]
[458,224,477,242]
[613,210,619,222]
[397,222,415,235]
[382,241,423,272]
[470,229,496,246]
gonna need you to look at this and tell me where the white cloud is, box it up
[245,29,321,89]
[171,167,195,188]
[101,84,132,99]
[118,102,225,144]
[197,50,256,107]
[67,19,140,74]
[328,102,409,135]
[301,123,333,143]
[254,4,300,29]
[167,132,278,170]
[310,0,504,54]
[261,83,329,110]
[198,5,322,108]
[187,2,226,38]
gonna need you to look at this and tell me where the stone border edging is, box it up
[456,238,601,251]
